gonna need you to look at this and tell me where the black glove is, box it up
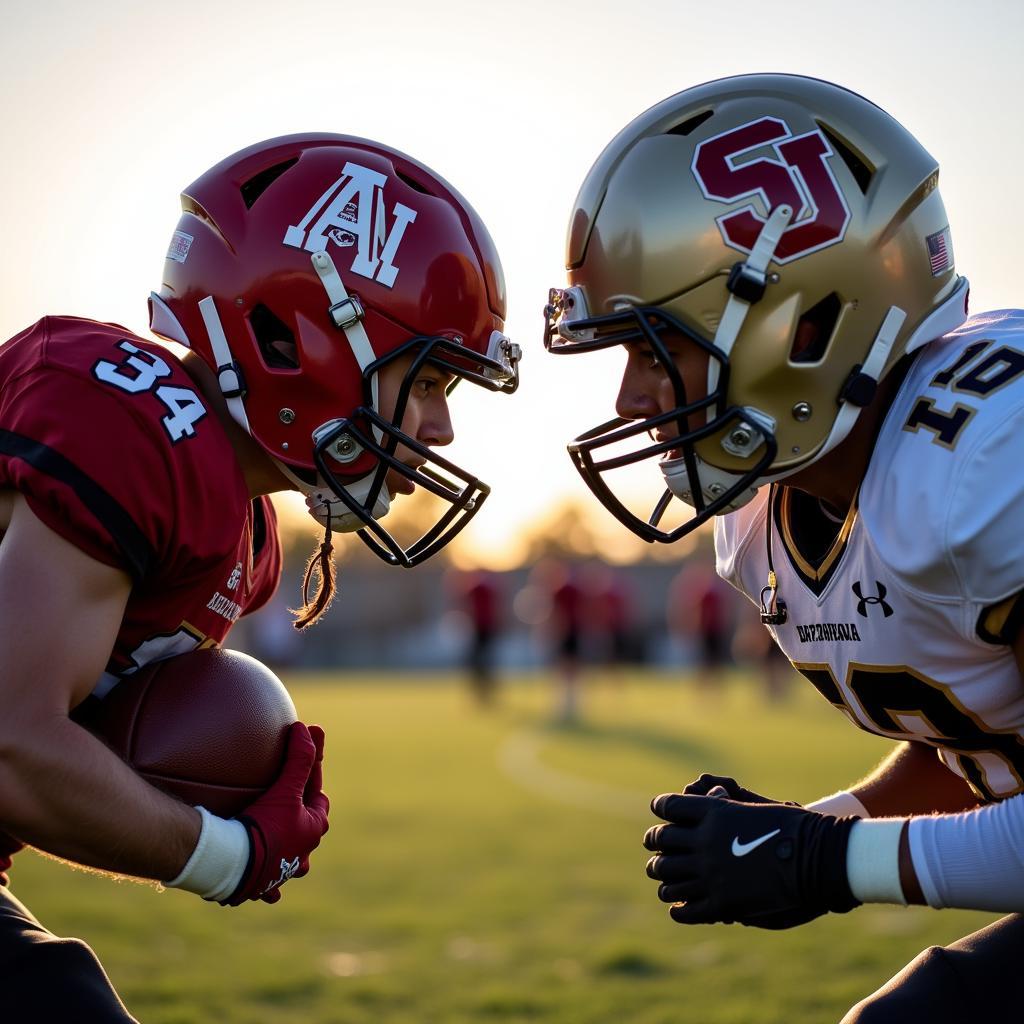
[682,773,796,806]
[644,793,860,930]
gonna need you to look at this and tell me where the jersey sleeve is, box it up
[946,402,1024,609]
[909,795,1024,911]
[0,364,179,580]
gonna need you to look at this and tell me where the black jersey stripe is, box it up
[0,429,154,581]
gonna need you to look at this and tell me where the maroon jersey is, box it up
[0,316,282,688]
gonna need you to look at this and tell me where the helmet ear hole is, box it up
[792,293,842,364]
[250,304,300,369]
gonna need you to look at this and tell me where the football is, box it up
[76,648,297,818]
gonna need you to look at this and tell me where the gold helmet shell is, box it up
[546,73,970,541]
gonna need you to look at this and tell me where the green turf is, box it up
[13,669,999,1023]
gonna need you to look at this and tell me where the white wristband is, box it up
[165,806,250,902]
[846,819,907,905]
[806,790,870,819]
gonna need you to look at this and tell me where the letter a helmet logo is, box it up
[283,162,418,289]
[691,117,852,264]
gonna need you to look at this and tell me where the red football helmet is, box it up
[150,134,519,566]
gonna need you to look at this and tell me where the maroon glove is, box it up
[0,830,24,887]
[223,722,330,906]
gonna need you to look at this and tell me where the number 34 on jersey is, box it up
[93,339,208,443]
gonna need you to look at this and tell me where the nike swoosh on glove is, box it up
[225,722,330,906]
[643,792,859,929]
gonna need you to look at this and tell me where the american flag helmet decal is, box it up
[926,226,953,276]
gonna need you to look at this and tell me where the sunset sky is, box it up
[2,0,1022,568]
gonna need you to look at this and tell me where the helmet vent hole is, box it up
[665,110,714,137]
[395,169,434,195]
[250,304,300,369]
[792,293,842,364]
[240,158,299,209]
[816,124,873,195]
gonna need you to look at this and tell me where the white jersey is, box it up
[716,310,1024,803]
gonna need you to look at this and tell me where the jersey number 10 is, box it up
[903,340,1024,448]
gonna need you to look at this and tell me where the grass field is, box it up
[14,668,1000,1023]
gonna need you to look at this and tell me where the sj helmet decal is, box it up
[283,161,418,288]
[692,117,851,264]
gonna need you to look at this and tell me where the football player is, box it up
[0,134,519,1019]
[545,75,1024,1020]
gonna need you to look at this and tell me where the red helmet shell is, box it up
[154,134,506,473]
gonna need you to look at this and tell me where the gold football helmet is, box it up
[545,74,969,542]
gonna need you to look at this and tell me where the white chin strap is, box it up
[149,290,254,438]
[310,250,381,432]
[706,203,794,400]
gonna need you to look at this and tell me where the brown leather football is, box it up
[77,648,297,818]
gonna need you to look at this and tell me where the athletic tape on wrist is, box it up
[846,819,907,905]
[807,790,870,819]
[165,806,249,902]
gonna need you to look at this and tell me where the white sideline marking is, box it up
[497,729,650,820]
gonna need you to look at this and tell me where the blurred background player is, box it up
[0,133,518,1020]
[545,74,1024,1021]
[587,563,633,683]
[526,559,588,724]
[454,569,505,706]
[667,554,732,692]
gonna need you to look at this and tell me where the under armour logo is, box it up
[852,581,893,618]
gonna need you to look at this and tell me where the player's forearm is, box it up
[0,713,200,880]
[818,741,979,817]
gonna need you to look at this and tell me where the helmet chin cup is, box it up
[306,480,391,534]
[273,459,392,534]
[661,404,777,513]
[660,454,759,514]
